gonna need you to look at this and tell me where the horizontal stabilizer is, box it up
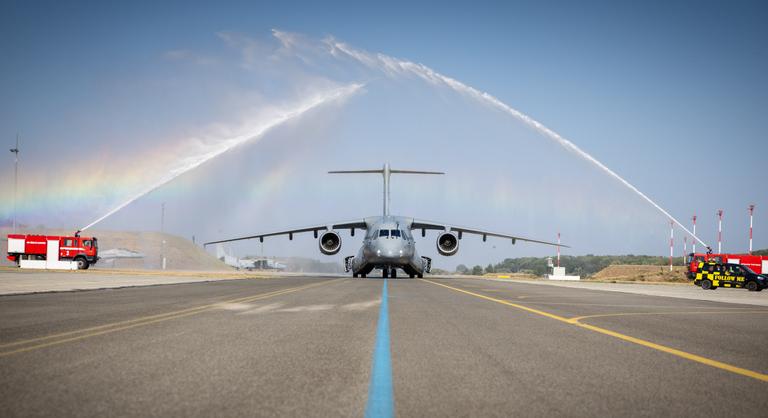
[329,163,444,216]
[329,169,444,175]
[328,169,384,174]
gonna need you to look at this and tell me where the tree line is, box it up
[455,254,676,277]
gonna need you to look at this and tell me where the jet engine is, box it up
[319,231,342,255]
[436,232,458,256]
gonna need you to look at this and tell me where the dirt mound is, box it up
[591,264,688,282]
[1,228,230,271]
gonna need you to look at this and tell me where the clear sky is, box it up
[1,0,766,269]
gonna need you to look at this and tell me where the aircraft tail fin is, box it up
[329,163,444,216]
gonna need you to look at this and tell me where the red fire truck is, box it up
[6,233,99,270]
[686,252,768,278]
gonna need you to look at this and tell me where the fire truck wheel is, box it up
[700,279,713,290]
[746,281,759,292]
[75,257,89,270]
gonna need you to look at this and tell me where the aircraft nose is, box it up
[372,239,410,260]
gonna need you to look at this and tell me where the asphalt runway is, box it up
[1,275,767,417]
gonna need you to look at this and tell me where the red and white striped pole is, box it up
[669,220,674,271]
[749,205,755,254]
[557,232,561,268]
[692,215,697,254]
[717,210,723,253]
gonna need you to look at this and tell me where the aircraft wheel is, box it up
[700,279,713,290]
[353,273,358,278]
[417,273,423,278]
[361,274,367,278]
[391,269,397,279]
[409,274,415,278]
[382,269,388,278]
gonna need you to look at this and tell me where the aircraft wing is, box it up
[203,220,368,246]
[411,219,568,248]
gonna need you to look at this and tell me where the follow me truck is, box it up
[692,261,768,291]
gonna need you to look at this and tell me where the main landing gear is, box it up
[382,268,397,278]
[356,267,422,279]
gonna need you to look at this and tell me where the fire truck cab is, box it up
[7,234,99,270]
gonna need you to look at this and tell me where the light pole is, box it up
[557,232,561,268]
[749,204,755,254]
[717,210,723,254]
[9,134,19,233]
[161,202,166,270]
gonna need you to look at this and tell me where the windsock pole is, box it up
[692,215,697,254]
[749,205,755,254]
[717,210,723,253]
[669,221,674,271]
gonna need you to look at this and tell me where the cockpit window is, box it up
[379,230,390,238]
[390,230,401,238]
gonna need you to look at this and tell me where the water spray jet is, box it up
[310,34,710,248]
[79,83,362,231]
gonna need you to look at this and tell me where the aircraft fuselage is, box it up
[348,216,428,278]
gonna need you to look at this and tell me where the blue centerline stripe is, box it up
[365,279,394,418]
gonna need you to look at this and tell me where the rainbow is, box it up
[0,83,362,229]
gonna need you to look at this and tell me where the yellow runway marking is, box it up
[568,310,768,323]
[423,280,572,322]
[513,301,764,309]
[423,279,768,383]
[0,279,342,357]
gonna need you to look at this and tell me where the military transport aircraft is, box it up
[204,164,566,278]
